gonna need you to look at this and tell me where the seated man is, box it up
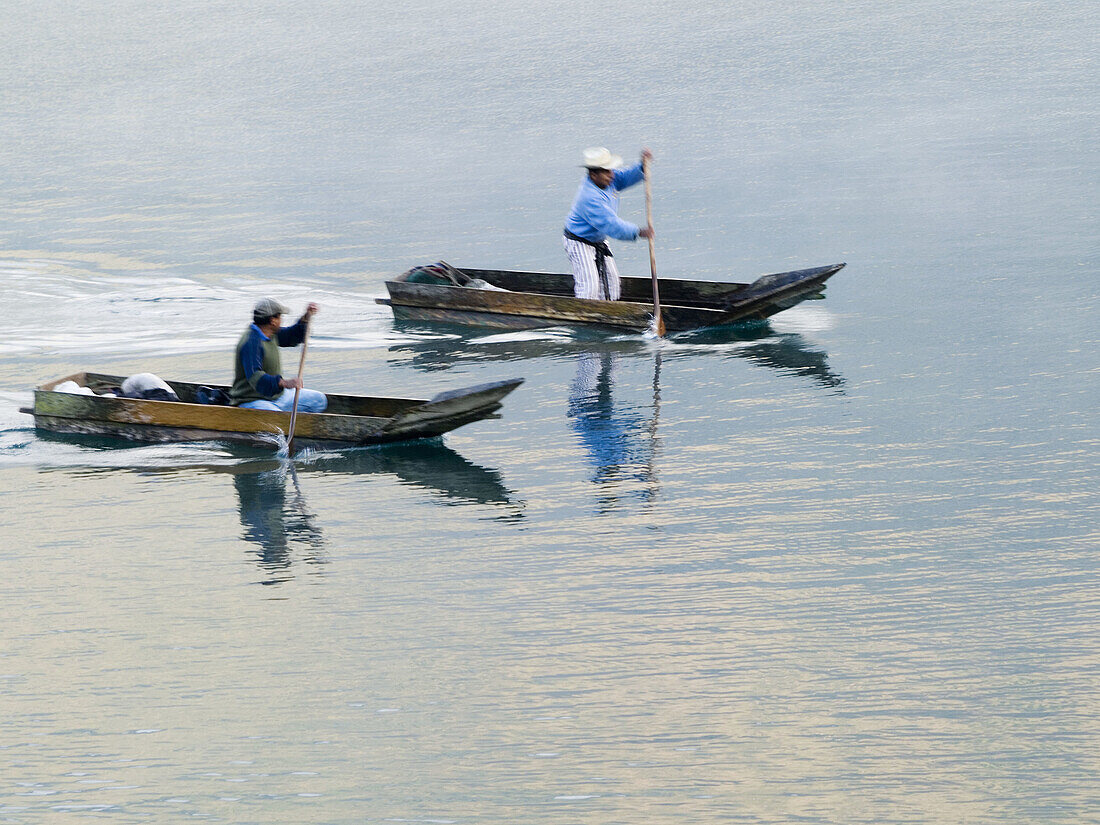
[230,298,327,413]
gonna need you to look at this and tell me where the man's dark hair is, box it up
[253,311,278,326]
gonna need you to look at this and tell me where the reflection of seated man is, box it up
[230,298,327,412]
[234,469,293,564]
[234,468,325,568]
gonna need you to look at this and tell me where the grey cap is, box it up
[253,297,289,317]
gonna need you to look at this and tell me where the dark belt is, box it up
[564,229,613,300]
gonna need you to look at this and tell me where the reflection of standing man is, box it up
[567,352,648,490]
[563,147,654,301]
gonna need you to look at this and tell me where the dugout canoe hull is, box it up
[23,372,523,449]
[377,263,845,332]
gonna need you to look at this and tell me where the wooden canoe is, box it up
[376,262,845,332]
[21,372,524,449]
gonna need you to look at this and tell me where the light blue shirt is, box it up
[563,163,646,243]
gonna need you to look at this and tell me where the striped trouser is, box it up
[563,235,621,301]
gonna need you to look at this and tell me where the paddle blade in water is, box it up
[645,314,666,338]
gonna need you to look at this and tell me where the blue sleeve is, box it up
[240,333,282,396]
[584,199,639,242]
[612,162,645,190]
[276,318,308,347]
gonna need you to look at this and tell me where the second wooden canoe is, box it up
[377,262,845,332]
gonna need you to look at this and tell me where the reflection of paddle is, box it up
[286,317,310,453]
[642,155,665,337]
[643,350,662,506]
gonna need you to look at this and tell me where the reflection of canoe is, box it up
[31,432,523,512]
[386,325,846,391]
[21,372,523,448]
[317,443,519,507]
[377,262,845,332]
[219,444,521,509]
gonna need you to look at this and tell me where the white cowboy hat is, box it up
[581,147,623,171]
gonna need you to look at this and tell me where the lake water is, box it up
[1,0,1097,822]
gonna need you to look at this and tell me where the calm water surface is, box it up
[1,1,1097,822]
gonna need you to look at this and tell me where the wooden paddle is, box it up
[286,316,311,453]
[642,155,665,337]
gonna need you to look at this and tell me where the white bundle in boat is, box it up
[466,278,508,292]
[54,380,97,395]
[121,373,179,401]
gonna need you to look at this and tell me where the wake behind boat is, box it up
[21,372,523,449]
[377,262,845,332]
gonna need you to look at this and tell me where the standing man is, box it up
[230,298,328,413]
[563,146,654,301]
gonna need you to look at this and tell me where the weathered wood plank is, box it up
[458,268,752,307]
[385,281,656,329]
[386,303,571,330]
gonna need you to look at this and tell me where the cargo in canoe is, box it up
[376,262,845,332]
[21,372,523,449]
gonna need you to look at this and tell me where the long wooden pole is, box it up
[286,317,310,453]
[642,156,665,337]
